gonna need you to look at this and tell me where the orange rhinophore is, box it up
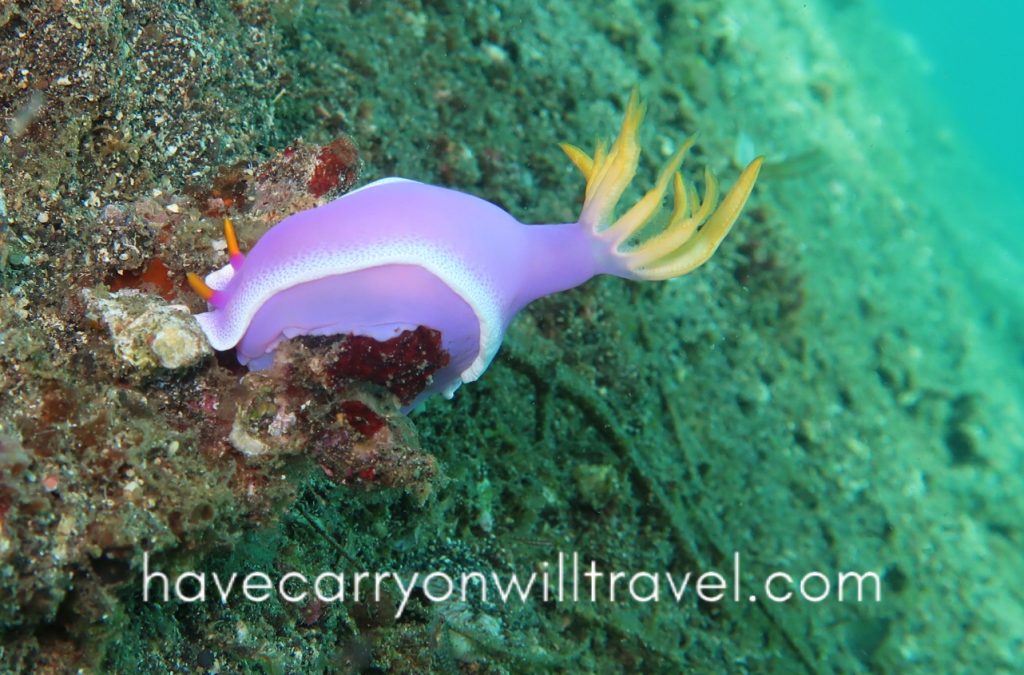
[186,272,215,302]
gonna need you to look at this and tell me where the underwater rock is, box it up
[573,463,619,511]
[226,335,443,503]
[191,136,361,222]
[82,288,212,372]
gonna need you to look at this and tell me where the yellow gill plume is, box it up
[561,90,763,281]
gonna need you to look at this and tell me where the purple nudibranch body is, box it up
[191,92,763,405]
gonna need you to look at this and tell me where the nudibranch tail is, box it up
[562,90,763,281]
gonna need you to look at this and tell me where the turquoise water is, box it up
[872,0,1024,377]
[880,0,1024,300]
[881,1,1024,190]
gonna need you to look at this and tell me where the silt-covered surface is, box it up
[1,0,1021,672]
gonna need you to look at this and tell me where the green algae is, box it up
[1,0,1022,672]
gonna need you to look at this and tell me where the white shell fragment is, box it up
[83,288,212,371]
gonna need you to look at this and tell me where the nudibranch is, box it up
[188,92,762,406]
